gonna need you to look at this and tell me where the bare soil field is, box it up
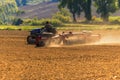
[0,30,120,80]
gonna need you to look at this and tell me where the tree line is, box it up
[0,0,18,24]
[59,0,120,22]
[15,0,58,6]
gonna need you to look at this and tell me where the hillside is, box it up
[17,2,59,19]
[0,0,18,24]
[15,0,58,6]
[17,1,120,20]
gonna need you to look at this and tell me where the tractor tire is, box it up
[36,41,45,47]
[27,36,35,44]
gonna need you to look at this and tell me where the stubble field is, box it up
[0,30,120,80]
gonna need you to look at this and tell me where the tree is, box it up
[53,8,71,23]
[16,0,27,6]
[94,0,118,21]
[118,0,120,7]
[59,0,92,22]
[0,0,18,24]
[79,0,92,21]
[15,0,21,6]
[51,0,58,2]
[22,0,27,6]
[59,0,82,22]
[16,10,25,16]
[12,18,23,25]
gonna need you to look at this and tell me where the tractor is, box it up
[27,27,57,47]
[27,28,101,47]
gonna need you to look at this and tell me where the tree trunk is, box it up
[85,0,92,21]
[72,13,77,22]
[102,14,109,22]
[101,8,109,22]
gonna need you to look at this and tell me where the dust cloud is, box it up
[93,34,120,45]
[49,33,120,47]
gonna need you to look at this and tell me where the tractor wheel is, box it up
[36,41,45,47]
[27,36,35,44]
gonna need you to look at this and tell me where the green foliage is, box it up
[0,0,18,24]
[94,0,118,21]
[58,0,120,22]
[16,0,28,6]
[79,0,92,21]
[58,8,71,17]
[109,16,120,21]
[0,21,3,25]
[12,18,23,25]
[24,18,62,27]
[109,16,120,24]
[1,22,120,30]
[39,19,62,26]
[118,0,120,7]
[59,0,82,22]
[59,0,93,21]
[53,8,71,23]
[15,0,55,6]
[16,10,25,16]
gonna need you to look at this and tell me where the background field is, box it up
[0,30,120,79]
[1,23,120,30]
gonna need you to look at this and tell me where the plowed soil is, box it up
[0,30,120,80]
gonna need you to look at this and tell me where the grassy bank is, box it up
[0,23,120,31]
